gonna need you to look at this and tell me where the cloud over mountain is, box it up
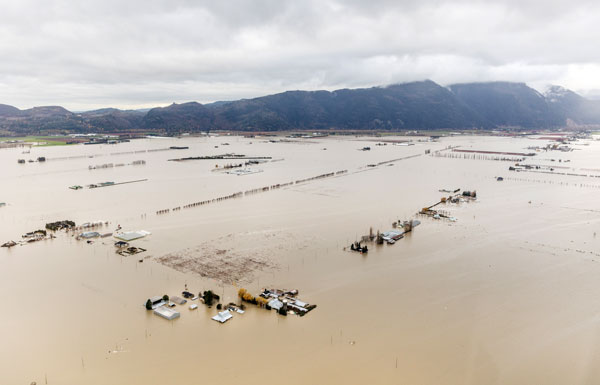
[2,1,600,110]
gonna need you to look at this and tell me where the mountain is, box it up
[80,108,145,132]
[207,81,487,131]
[143,102,213,131]
[449,82,562,128]
[0,104,21,117]
[544,85,600,125]
[0,105,144,134]
[1,80,600,135]
[0,105,85,133]
[140,81,489,133]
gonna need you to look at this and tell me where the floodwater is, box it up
[1,134,600,384]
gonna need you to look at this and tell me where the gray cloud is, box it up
[1,0,599,109]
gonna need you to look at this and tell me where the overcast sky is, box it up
[2,0,600,110]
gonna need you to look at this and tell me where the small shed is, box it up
[79,231,101,239]
[212,310,233,323]
[115,230,151,241]
[154,306,180,320]
[294,300,307,308]
[171,296,187,305]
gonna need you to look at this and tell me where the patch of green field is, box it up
[375,130,460,136]
[0,136,73,146]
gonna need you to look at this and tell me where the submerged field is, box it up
[1,133,600,385]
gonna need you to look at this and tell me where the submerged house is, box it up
[267,298,284,311]
[381,230,403,242]
[154,306,180,320]
[145,295,167,310]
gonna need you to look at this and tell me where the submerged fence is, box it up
[156,169,349,215]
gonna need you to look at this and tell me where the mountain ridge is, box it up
[2,80,599,135]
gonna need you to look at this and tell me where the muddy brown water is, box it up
[1,134,600,384]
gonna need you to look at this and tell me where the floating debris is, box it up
[154,232,286,283]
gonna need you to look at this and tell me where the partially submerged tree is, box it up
[203,290,215,306]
